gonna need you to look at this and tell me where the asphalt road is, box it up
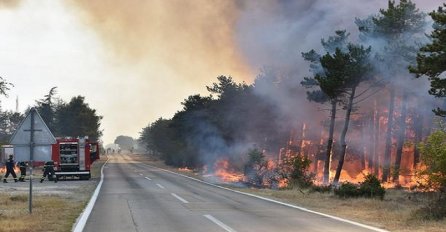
[83,154,385,232]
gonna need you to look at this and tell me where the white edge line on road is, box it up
[156,183,165,189]
[145,177,152,181]
[142,163,389,232]
[139,173,143,176]
[204,214,237,232]
[171,193,189,204]
[72,158,110,232]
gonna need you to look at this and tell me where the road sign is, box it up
[10,108,56,161]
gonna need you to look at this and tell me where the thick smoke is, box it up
[233,0,443,182]
[68,0,255,144]
[70,0,444,180]
[70,0,252,82]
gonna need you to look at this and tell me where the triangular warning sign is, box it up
[10,109,56,145]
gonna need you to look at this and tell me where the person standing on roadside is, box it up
[18,161,27,182]
[2,155,18,183]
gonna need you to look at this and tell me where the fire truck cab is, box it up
[52,137,99,180]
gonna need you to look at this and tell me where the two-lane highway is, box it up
[83,154,386,232]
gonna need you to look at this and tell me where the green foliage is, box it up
[410,4,446,116]
[359,174,386,199]
[140,75,290,170]
[246,148,265,167]
[334,175,385,199]
[0,76,13,97]
[418,130,446,193]
[244,148,268,186]
[372,0,425,37]
[301,30,350,103]
[35,87,58,132]
[54,96,103,140]
[0,110,24,144]
[287,155,313,188]
[334,182,360,198]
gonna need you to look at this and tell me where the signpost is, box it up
[9,108,56,214]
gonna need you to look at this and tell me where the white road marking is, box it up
[145,177,152,181]
[171,193,189,204]
[141,163,389,232]
[204,214,237,232]
[156,183,165,189]
[73,158,110,232]
[139,173,143,176]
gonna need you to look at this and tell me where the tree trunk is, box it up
[374,100,380,176]
[382,88,395,182]
[323,100,337,184]
[367,107,374,170]
[333,87,356,184]
[413,112,423,168]
[361,124,366,170]
[393,91,408,183]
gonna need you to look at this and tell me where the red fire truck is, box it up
[51,137,100,180]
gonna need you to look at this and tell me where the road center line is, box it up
[171,193,189,203]
[204,214,237,232]
[156,183,165,189]
[145,177,152,180]
[141,163,388,232]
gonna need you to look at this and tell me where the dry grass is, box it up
[0,194,84,232]
[0,156,107,232]
[234,187,446,232]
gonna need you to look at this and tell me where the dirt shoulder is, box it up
[0,156,107,232]
[132,153,446,232]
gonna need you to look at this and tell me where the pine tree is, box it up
[301,30,349,184]
[357,0,426,182]
[411,4,446,116]
[332,44,373,185]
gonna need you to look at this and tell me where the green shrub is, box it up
[359,174,385,199]
[310,184,332,193]
[334,182,360,198]
[288,155,313,188]
[334,174,385,199]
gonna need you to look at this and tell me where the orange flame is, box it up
[178,167,192,172]
[211,159,244,183]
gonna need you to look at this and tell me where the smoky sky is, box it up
[0,0,443,144]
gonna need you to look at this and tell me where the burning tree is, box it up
[330,44,374,185]
[356,0,427,182]
[302,30,350,185]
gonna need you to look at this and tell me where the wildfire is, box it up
[178,167,192,172]
[212,159,244,183]
[206,157,290,189]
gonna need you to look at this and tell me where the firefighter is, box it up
[18,161,27,182]
[2,155,18,183]
[40,160,57,183]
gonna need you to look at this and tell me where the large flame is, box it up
[211,159,244,183]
